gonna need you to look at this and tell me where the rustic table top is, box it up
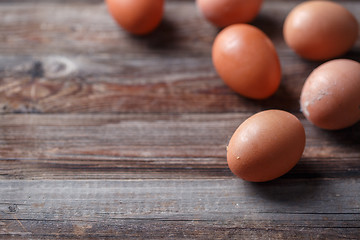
[0,0,359,239]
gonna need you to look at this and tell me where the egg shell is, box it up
[283,1,359,61]
[227,110,305,182]
[300,59,360,130]
[106,0,164,35]
[212,24,281,99]
[196,0,263,27]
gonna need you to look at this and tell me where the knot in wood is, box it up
[42,56,77,78]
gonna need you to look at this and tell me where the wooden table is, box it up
[0,0,359,239]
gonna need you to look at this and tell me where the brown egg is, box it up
[300,59,360,130]
[106,0,164,35]
[227,110,305,182]
[283,1,358,61]
[212,24,281,99]
[196,0,263,27]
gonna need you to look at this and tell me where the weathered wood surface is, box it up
[0,0,359,239]
[0,114,359,180]
[0,0,358,114]
[1,179,360,239]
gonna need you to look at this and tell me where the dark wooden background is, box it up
[0,0,359,239]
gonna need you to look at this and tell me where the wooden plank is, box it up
[0,56,308,114]
[0,179,359,239]
[0,0,357,56]
[0,113,359,180]
[0,1,358,114]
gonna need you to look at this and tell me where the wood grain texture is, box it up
[0,0,359,239]
[1,179,360,239]
[0,114,359,180]
[0,1,358,114]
